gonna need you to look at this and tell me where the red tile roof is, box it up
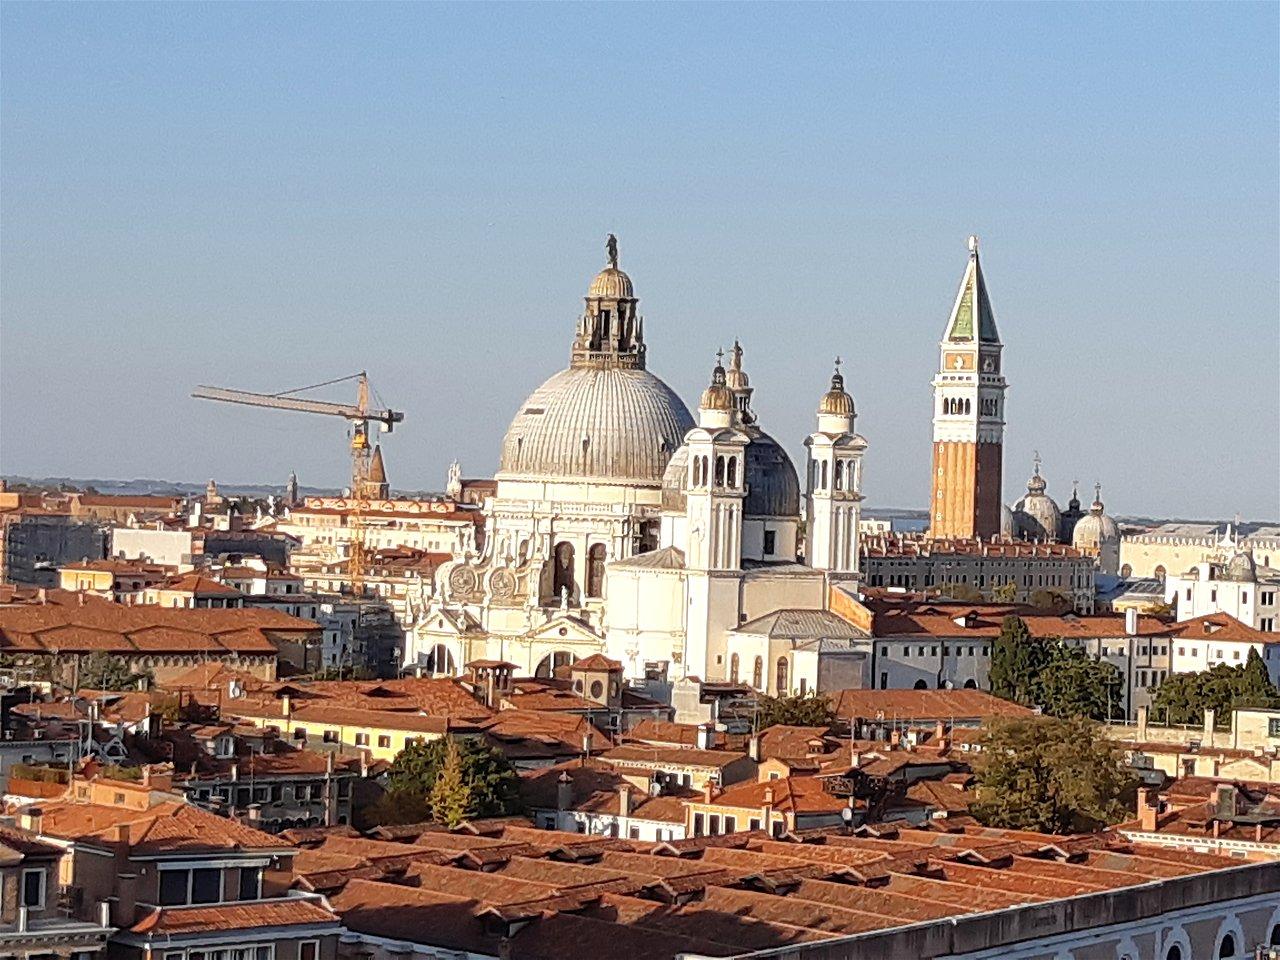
[830,688,1034,722]
[130,896,338,935]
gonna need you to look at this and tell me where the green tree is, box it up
[1151,655,1280,727]
[987,616,1050,707]
[373,736,521,827]
[972,715,1137,834]
[1037,644,1125,721]
[428,739,474,828]
[753,691,835,731]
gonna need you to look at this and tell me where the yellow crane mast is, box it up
[192,372,403,595]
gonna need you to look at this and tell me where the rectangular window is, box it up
[1268,718,1280,737]
[378,735,391,748]
[708,814,721,835]
[299,942,319,960]
[322,730,339,743]
[692,813,704,837]
[763,530,776,554]
[21,868,45,909]
[881,646,888,657]
[354,733,369,746]
[293,728,308,741]
[879,672,888,688]
[191,868,221,904]
[628,826,639,839]
[724,816,736,834]
[159,870,189,906]
[749,818,761,832]
[238,866,262,901]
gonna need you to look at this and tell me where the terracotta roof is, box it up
[0,594,314,657]
[626,718,729,750]
[130,896,337,935]
[830,688,1034,722]
[571,653,624,672]
[706,775,847,815]
[37,799,290,854]
[755,725,836,760]
[1172,612,1277,643]
[151,573,245,596]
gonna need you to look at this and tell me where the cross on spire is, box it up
[1032,450,1042,476]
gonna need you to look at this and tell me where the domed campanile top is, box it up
[572,234,645,369]
[817,357,856,434]
[698,351,736,428]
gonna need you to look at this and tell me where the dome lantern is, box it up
[572,234,645,370]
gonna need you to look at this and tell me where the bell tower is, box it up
[684,355,748,572]
[805,360,867,573]
[929,236,1006,540]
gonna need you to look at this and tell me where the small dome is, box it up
[1013,460,1061,542]
[588,266,634,300]
[818,367,855,417]
[1223,549,1257,583]
[700,361,734,412]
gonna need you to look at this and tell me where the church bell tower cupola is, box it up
[929,235,1007,540]
[684,355,748,571]
[806,359,867,574]
[572,234,646,370]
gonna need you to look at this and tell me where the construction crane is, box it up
[192,372,403,594]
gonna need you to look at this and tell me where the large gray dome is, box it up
[660,427,800,518]
[498,366,694,484]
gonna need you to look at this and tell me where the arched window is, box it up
[729,653,740,684]
[693,457,702,487]
[727,456,737,488]
[775,657,789,695]
[586,544,607,598]
[752,656,763,689]
[424,644,455,676]
[1269,923,1280,945]
[1154,565,1166,582]
[553,541,576,601]
[1120,563,1133,578]
[963,678,978,689]
[715,455,725,486]
[834,460,844,491]
[1165,947,1182,960]
[1218,934,1236,958]
[913,679,929,690]
[535,650,575,678]
[820,461,828,490]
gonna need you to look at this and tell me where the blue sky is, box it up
[2,3,1277,519]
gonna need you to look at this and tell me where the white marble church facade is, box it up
[403,240,867,687]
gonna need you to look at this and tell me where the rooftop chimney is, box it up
[556,771,573,812]
[696,724,714,751]
[747,734,762,763]
[1125,607,1139,636]
[19,807,42,835]
[1138,787,1159,832]
[618,783,631,818]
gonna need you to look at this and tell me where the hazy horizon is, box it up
[3,4,1277,520]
